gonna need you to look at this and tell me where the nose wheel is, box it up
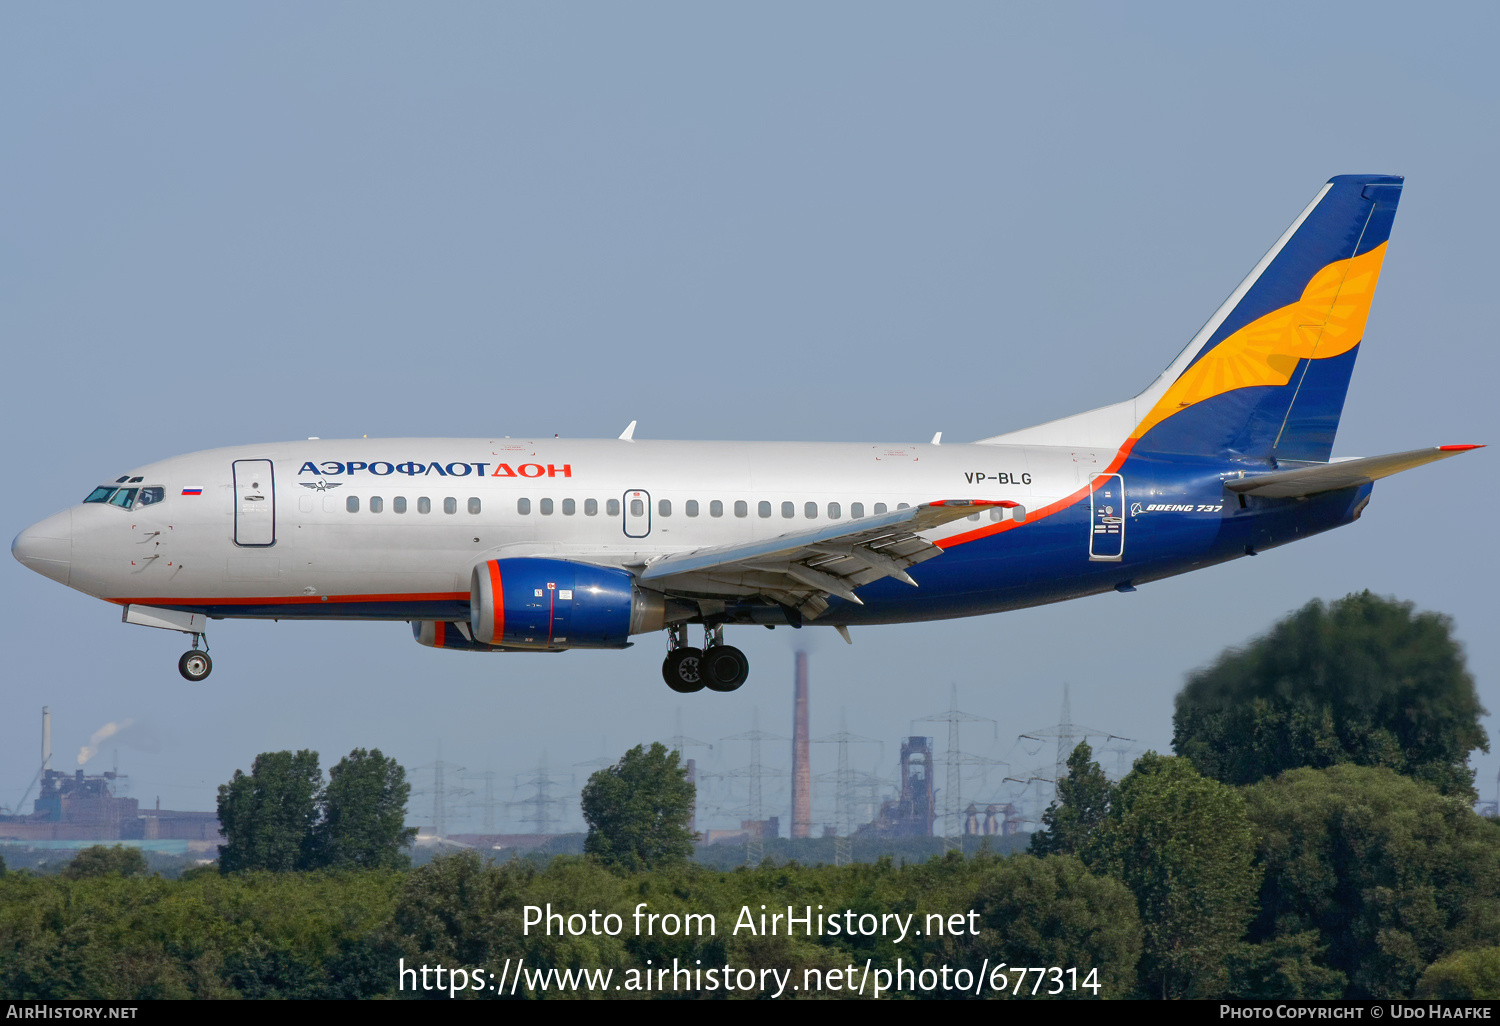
[178,634,212,682]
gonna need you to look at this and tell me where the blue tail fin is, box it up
[980,175,1403,462]
[1132,174,1403,461]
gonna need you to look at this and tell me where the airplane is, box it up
[10,174,1483,693]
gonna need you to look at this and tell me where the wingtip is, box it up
[1439,444,1484,451]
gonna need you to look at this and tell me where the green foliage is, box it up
[317,748,416,870]
[1243,764,1500,998]
[937,853,1141,998]
[1089,753,1260,998]
[0,866,402,998]
[1173,592,1488,797]
[1417,947,1500,999]
[581,743,696,872]
[217,748,416,874]
[1030,742,1113,858]
[217,750,323,873]
[1227,931,1345,999]
[61,845,148,881]
[390,849,528,977]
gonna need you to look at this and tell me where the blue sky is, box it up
[3,2,1496,833]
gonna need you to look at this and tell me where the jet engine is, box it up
[469,558,667,650]
[412,620,519,652]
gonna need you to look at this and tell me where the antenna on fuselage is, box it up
[619,420,637,441]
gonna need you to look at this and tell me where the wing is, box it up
[637,500,1019,620]
[1225,445,1483,499]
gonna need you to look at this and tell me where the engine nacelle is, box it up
[469,558,665,650]
[412,620,520,652]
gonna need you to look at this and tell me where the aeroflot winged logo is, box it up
[299,480,342,492]
[297,461,574,478]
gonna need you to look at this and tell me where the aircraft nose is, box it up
[12,510,72,586]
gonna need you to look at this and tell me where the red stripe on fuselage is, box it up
[108,591,469,606]
[936,439,1137,550]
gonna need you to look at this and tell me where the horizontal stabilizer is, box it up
[1225,445,1483,499]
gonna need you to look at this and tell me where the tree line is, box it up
[0,591,1496,999]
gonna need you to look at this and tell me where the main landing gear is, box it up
[178,634,212,682]
[662,624,748,693]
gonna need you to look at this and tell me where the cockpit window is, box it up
[85,485,162,509]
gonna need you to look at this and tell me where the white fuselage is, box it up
[41,436,1099,613]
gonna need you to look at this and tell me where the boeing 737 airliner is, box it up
[11,175,1482,692]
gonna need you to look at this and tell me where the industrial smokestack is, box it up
[42,706,51,773]
[792,652,811,839]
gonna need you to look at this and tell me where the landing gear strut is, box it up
[178,634,212,682]
[661,624,749,693]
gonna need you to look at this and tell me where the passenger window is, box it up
[394,496,407,514]
[444,497,457,514]
[370,496,384,513]
[607,499,621,517]
[990,508,1003,522]
[758,501,771,518]
[630,499,643,517]
[138,487,165,507]
[661,499,673,517]
[541,498,554,515]
[968,512,980,521]
[711,500,724,518]
[468,498,481,514]
[562,498,576,515]
[851,502,865,518]
[898,503,910,510]
[109,488,139,509]
[517,498,531,515]
[418,497,431,514]
[735,500,748,518]
[804,501,817,519]
[84,487,116,504]
[874,503,887,514]
[347,496,360,513]
[686,500,699,517]
[828,502,840,519]
[781,501,794,519]
[585,498,598,516]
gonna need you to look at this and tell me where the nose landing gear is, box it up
[178,634,212,682]
[661,624,748,693]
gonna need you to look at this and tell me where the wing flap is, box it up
[639,499,1017,619]
[1225,445,1483,499]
